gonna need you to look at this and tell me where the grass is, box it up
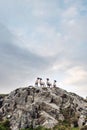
[0,119,11,130]
[21,127,80,130]
[71,128,80,130]
[0,94,8,97]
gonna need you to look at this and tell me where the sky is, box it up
[0,0,87,98]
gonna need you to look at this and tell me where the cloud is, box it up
[61,66,87,97]
[62,6,78,19]
[63,66,87,85]
[10,23,64,57]
[0,23,52,93]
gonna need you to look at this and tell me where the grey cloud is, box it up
[0,23,52,93]
[55,42,87,69]
[0,23,50,69]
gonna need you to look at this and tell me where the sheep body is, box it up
[46,78,52,88]
[53,80,57,87]
[35,77,39,87]
[39,78,45,87]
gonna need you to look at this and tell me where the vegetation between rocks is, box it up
[0,120,86,130]
[0,119,11,130]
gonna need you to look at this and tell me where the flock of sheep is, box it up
[35,77,57,88]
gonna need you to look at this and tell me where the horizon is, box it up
[0,0,87,98]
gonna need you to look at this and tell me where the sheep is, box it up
[53,80,57,87]
[35,77,39,87]
[46,78,52,88]
[39,78,45,87]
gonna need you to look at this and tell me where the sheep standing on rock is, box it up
[46,78,52,88]
[35,77,39,87]
[53,80,57,87]
[39,78,45,87]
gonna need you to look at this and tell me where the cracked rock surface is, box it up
[0,86,87,130]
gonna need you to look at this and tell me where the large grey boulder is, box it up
[0,86,87,130]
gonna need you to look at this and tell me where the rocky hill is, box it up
[0,86,87,130]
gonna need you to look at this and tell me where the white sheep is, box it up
[46,78,52,88]
[35,77,39,87]
[53,80,57,87]
[39,78,45,87]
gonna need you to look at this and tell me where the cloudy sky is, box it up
[0,0,87,98]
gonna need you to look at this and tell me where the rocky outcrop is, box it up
[0,86,87,130]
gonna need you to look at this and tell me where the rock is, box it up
[58,114,64,121]
[0,86,87,130]
[78,115,86,128]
